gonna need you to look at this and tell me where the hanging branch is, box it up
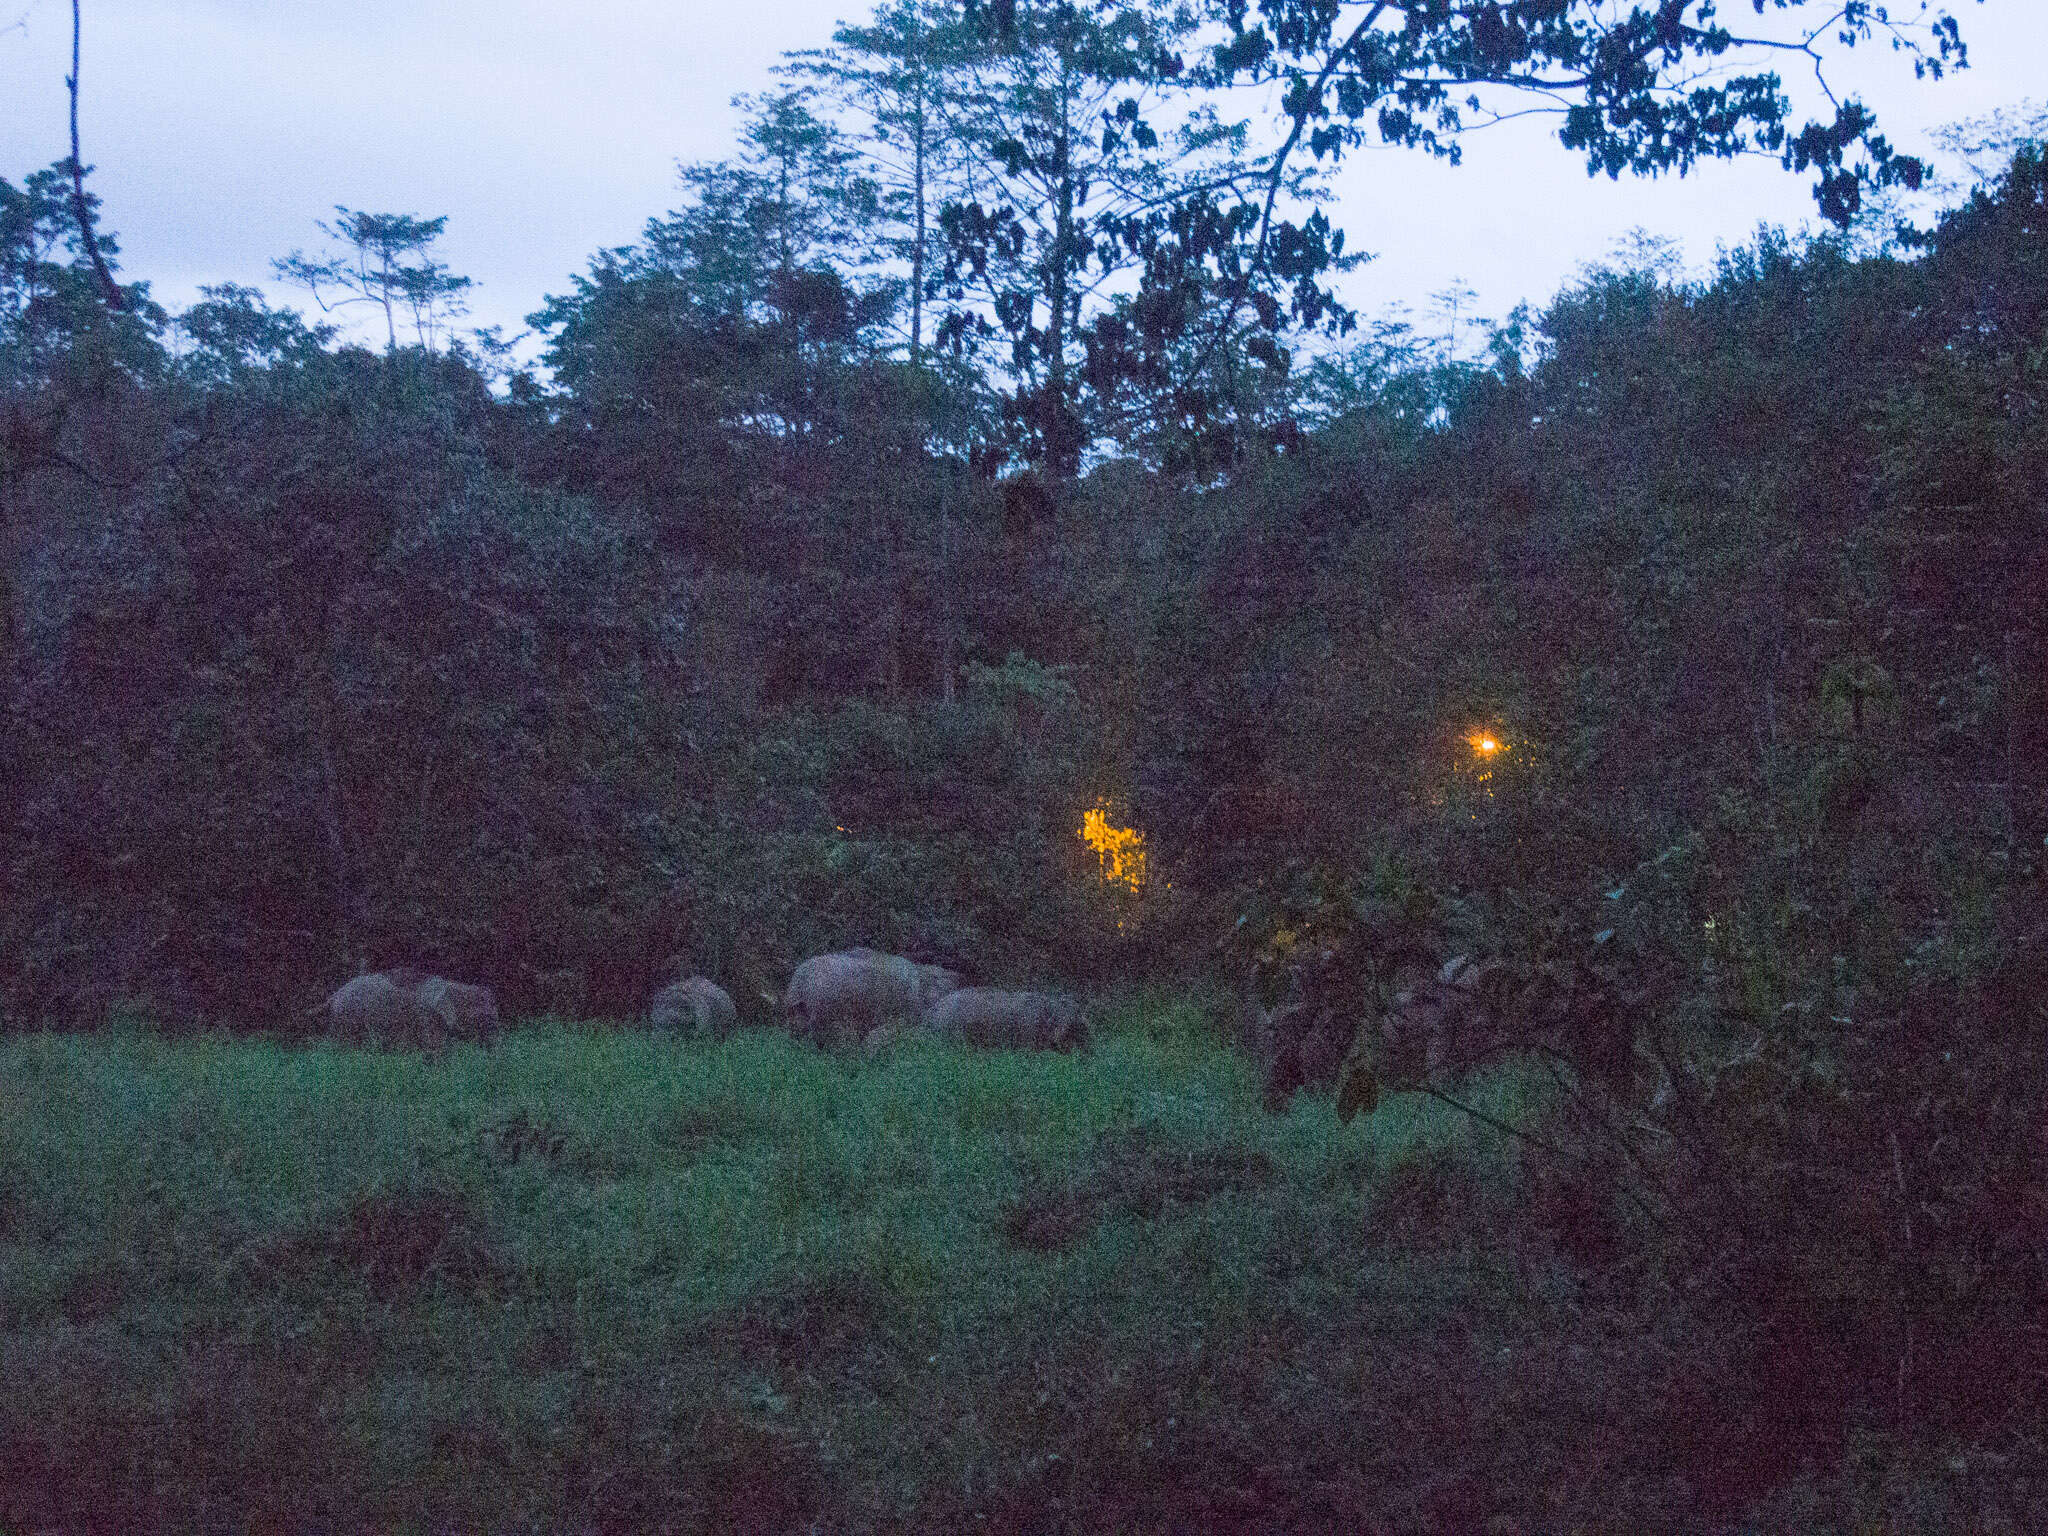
[66,0,126,312]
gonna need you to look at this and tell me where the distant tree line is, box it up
[0,123,2036,1016]
[0,0,2008,1026]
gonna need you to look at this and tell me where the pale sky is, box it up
[1,1,2040,358]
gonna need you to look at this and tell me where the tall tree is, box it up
[531,93,900,471]
[785,1,985,366]
[735,89,892,313]
[791,1,1374,480]
[914,0,1317,478]
[583,91,895,361]
[274,209,472,351]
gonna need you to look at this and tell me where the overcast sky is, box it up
[1,1,2040,357]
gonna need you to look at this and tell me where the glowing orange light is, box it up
[1079,801,1146,895]
[1468,731,1502,756]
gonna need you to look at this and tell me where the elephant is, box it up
[649,975,737,1039]
[324,970,438,1051]
[414,975,501,1046]
[921,987,1089,1052]
[322,969,499,1053]
[781,947,960,1049]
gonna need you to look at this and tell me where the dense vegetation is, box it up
[2,0,2043,1524]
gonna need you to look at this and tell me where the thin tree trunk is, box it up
[376,253,397,350]
[938,474,956,703]
[65,0,125,311]
[1043,13,1076,479]
[911,60,927,366]
[313,595,358,957]
[2005,627,2018,847]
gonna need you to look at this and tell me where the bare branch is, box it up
[66,0,125,311]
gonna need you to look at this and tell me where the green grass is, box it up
[5,1014,2008,1532]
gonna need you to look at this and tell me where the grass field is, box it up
[0,1003,2012,1532]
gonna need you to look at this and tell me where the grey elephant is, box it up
[781,947,960,1049]
[324,971,416,1048]
[922,988,1089,1052]
[649,975,737,1039]
[322,969,499,1053]
[415,976,501,1046]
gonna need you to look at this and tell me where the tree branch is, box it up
[66,0,125,311]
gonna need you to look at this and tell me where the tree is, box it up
[1174,0,1968,399]
[0,162,160,394]
[173,283,335,390]
[734,89,894,323]
[528,97,903,487]
[274,209,473,351]
[1882,140,2048,549]
[534,92,894,397]
[890,0,1325,478]
[787,0,1971,483]
[614,89,895,348]
[1929,97,2048,193]
[785,1,989,366]
[811,0,1310,481]
[527,92,991,704]
[1,164,106,392]
[0,160,163,748]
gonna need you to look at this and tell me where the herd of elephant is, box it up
[317,947,1090,1057]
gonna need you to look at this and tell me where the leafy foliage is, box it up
[273,208,473,351]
